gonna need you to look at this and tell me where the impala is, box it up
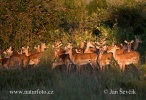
[96,45,112,71]
[124,40,134,52]
[107,45,140,71]
[52,54,72,72]
[3,46,13,58]
[22,43,47,67]
[34,45,41,52]
[65,44,98,71]
[2,48,30,69]
[132,35,142,50]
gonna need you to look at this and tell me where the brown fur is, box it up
[108,45,140,71]
[66,46,98,71]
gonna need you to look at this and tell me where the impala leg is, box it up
[122,65,125,72]
[99,65,103,72]
[76,65,81,72]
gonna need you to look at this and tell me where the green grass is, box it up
[0,65,146,100]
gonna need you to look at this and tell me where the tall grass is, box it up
[0,64,146,100]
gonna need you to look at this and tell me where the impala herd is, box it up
[0,43,48,69]
[0,35,142,72]
[52,35,142,72]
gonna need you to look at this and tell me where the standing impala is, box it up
[124,40,134,52]
[107,45,140,72]
[96,45,112,71]
[1,50,29,69]
[3,46,13,58]
[52,54,72,72]
[132,35,142,50]
[65,44,98,71]
[22,43,47,67]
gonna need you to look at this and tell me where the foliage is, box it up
[0,0,146,99]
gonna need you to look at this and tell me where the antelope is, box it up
[107,43,124,52]
[53,42,66,61]
[96,45,112,71]
[65,44,98,71]
[95,38,106,47]
[107,45,140,72]
[34,45,41,52]
[1,54,29,70]
[22,43,47,67]
[52,54,72,72]
[41,43,48,52]
[124,40,134,52]
[52,43,77,71]
[132,35,142,50]
[3,46,13,58]
[2,48,29,69]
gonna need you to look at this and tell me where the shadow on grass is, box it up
[0,65,146,100]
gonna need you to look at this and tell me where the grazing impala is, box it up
[65,44,98,71]
[107,45,140,71]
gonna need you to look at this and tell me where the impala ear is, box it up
[103,45,107,51]
[124,40,128,43]
[27,46,29,49]
[52,45,55,48]
[95,41,100,45]
[3,51,7,54]
[96,46,99,49]
[131,40,134,43]
[9,46,12,50]
[22,47,24,49]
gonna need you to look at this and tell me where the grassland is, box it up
[0,63,146,100]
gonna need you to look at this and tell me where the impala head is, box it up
[41,43,48,52]
[134,35,142,43]
[86,41,95,48]
[108,43,124,51]
[66,43,72,49]
[34,45,41,52]
[95,38,106,47]
[107,45,120,53]
[3,46,13,58]
[65,43,73,54]
[54,40,62,48]
[96,45,107,54]
[124,40,134,52]
[22,46,29,54]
